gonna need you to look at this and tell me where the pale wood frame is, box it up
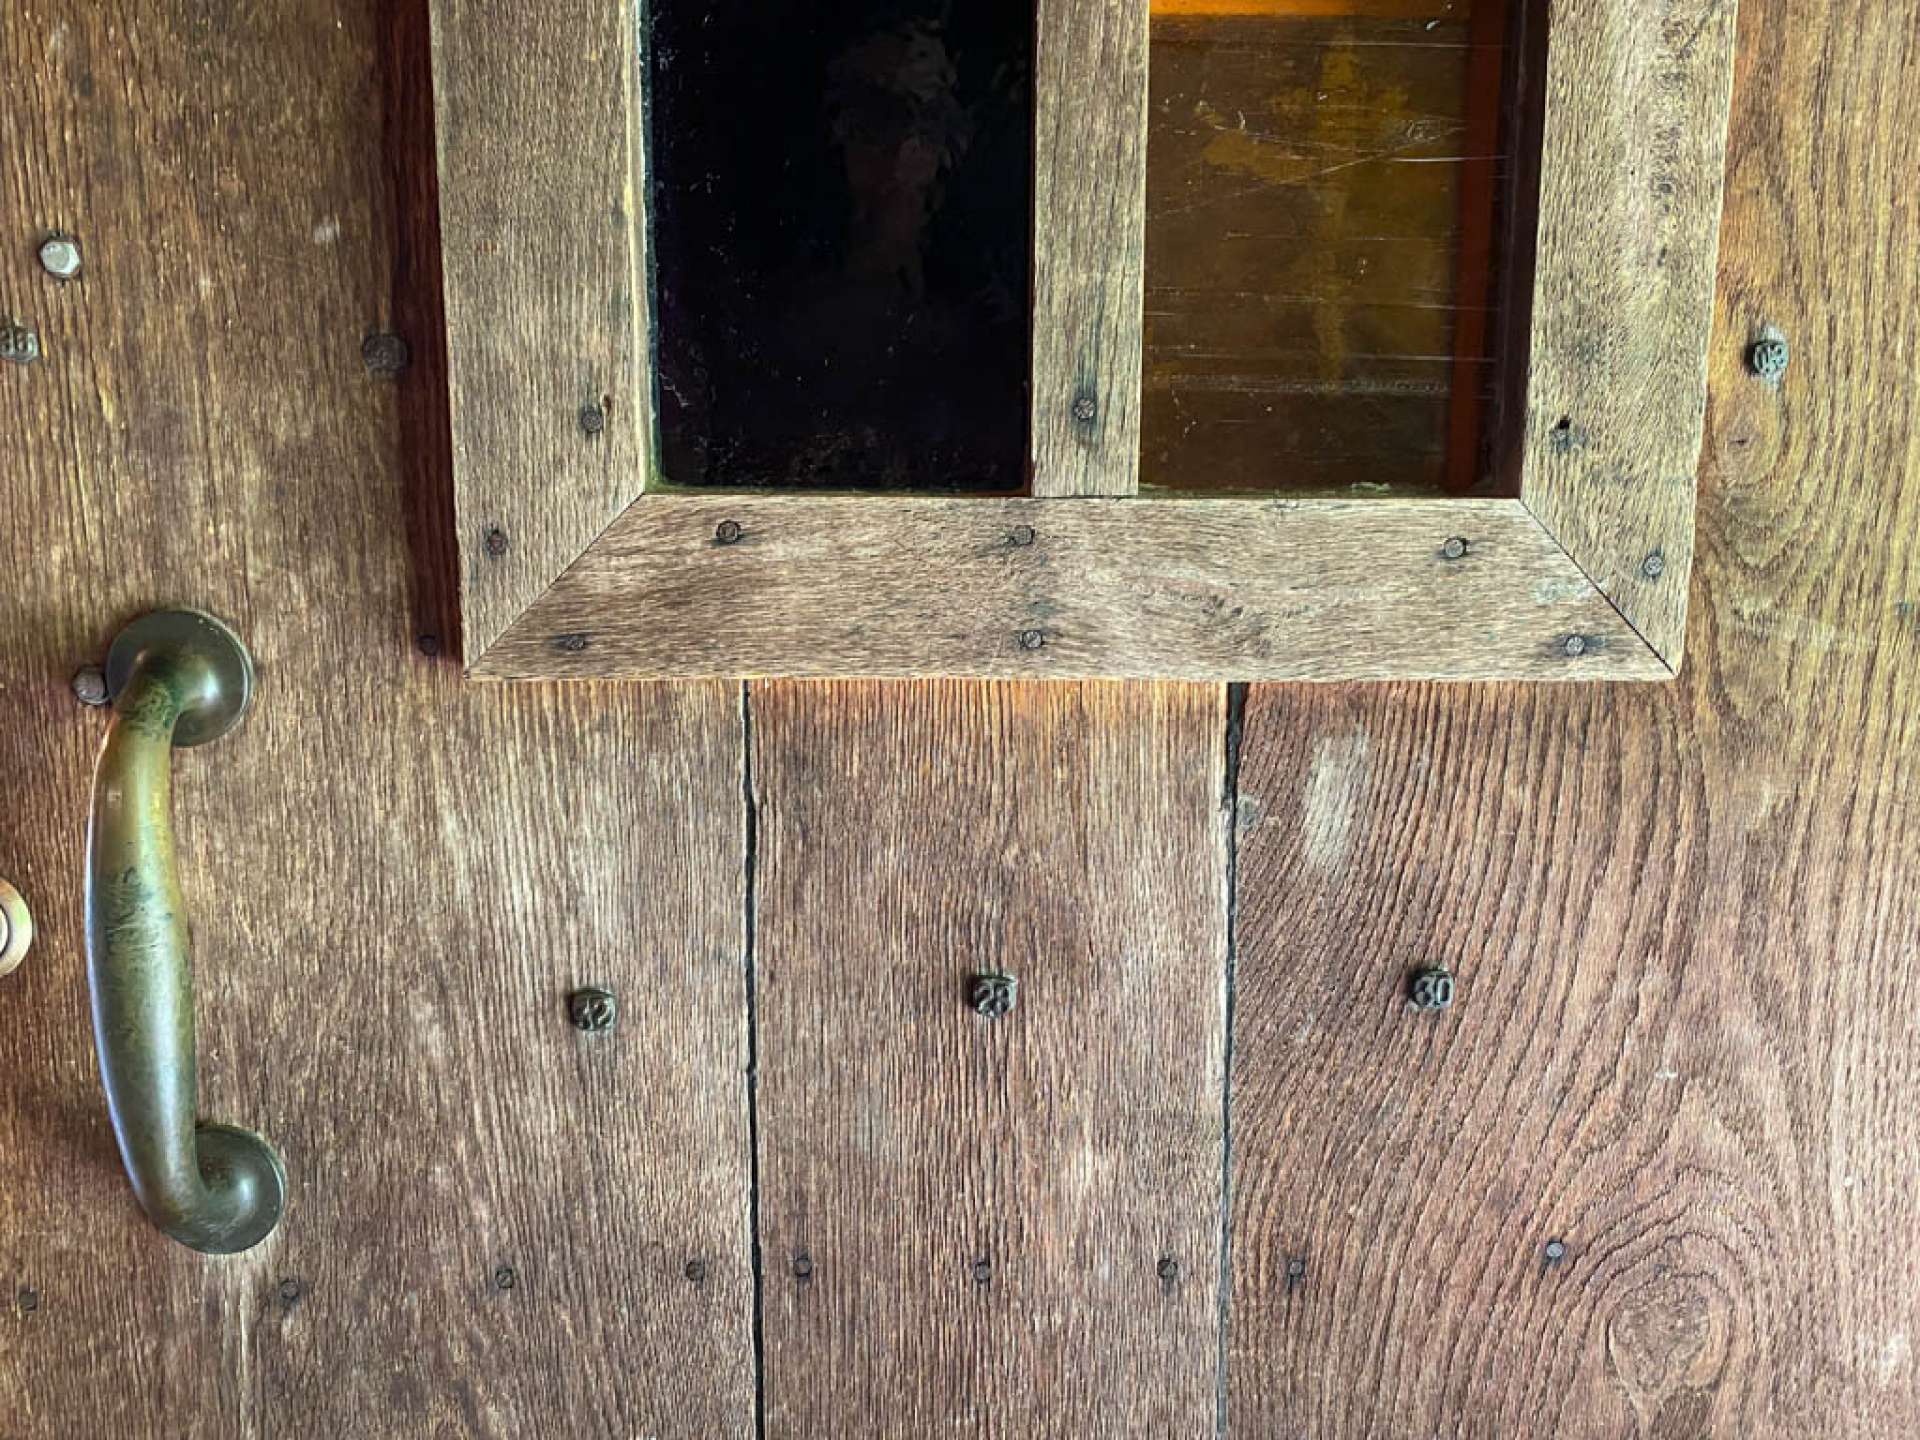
[429,0,1737,682]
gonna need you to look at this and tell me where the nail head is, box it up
[1409,968,1454,1012]
[361,331,410,378]
[567,985,619,1033]
[969,972,1017,1019]
[1747,336,1790,381]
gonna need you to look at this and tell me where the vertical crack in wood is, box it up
[740,680,769,1440]
[1216,681,1249,1439]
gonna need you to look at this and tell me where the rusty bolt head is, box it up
[969,972,1017,1019]
[567,986,618,1033]
[38,235,82,280]
[1747,336,1790,382]
[1408,968,1454,1012]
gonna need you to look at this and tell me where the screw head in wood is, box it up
[1544,1238,1568,1264]
[715,519,744,545]
[1017,629,1047,652]
[567,985,618,1033]
[483,526,510,558]
[1562,634,1589,658]
[1440,536,1469,561]
[1009,524,1036,548]
[1408,968,1454,1012]
[38,234,81,280]
[1642,552,1667,580]
[578,403,606,436]
[1070,394,1098,424]
[1747,336,1790,381]
[969,972,1017,1019]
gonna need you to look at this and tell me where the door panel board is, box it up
[750,680,1228,1437]
[0,3,754,1435]
[1225,0,1920,1432]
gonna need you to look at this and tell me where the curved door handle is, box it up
[86,610,286,1254]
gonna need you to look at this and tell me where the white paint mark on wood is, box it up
[1302,732,1371,875]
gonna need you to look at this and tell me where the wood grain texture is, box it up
[1518,0,1738,672]
[751,680,1227,1437]
[477,495,1663,681]
[429,0,653,662]
[0,3,752,1436]
[1031,0,1151,497]
[1225,0,1920,1432]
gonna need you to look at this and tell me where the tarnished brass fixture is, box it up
[86,610,285,1254]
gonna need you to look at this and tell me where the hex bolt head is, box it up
[1408,968,1454,1012]
[567,985,618,1033]
[1747,336,1790,381]
[969,972,1017,1019]
[38,234,81,280]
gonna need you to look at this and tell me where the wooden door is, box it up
[4,2,1918,1438]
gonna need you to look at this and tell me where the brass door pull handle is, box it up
[86,610,286,1254]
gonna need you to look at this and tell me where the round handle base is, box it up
[183,1124,287,1255]
[105,610,255,749]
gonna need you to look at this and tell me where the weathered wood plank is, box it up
[0,3,752,1435]
[477,495,1664,681]
[1517,0,1739,671]
[1225,0,1920,1432]
[1031,0,1152,497]
[751,680,1227,1437]
[429,0,653,662]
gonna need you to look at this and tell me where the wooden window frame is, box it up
[428,0,1737,682]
